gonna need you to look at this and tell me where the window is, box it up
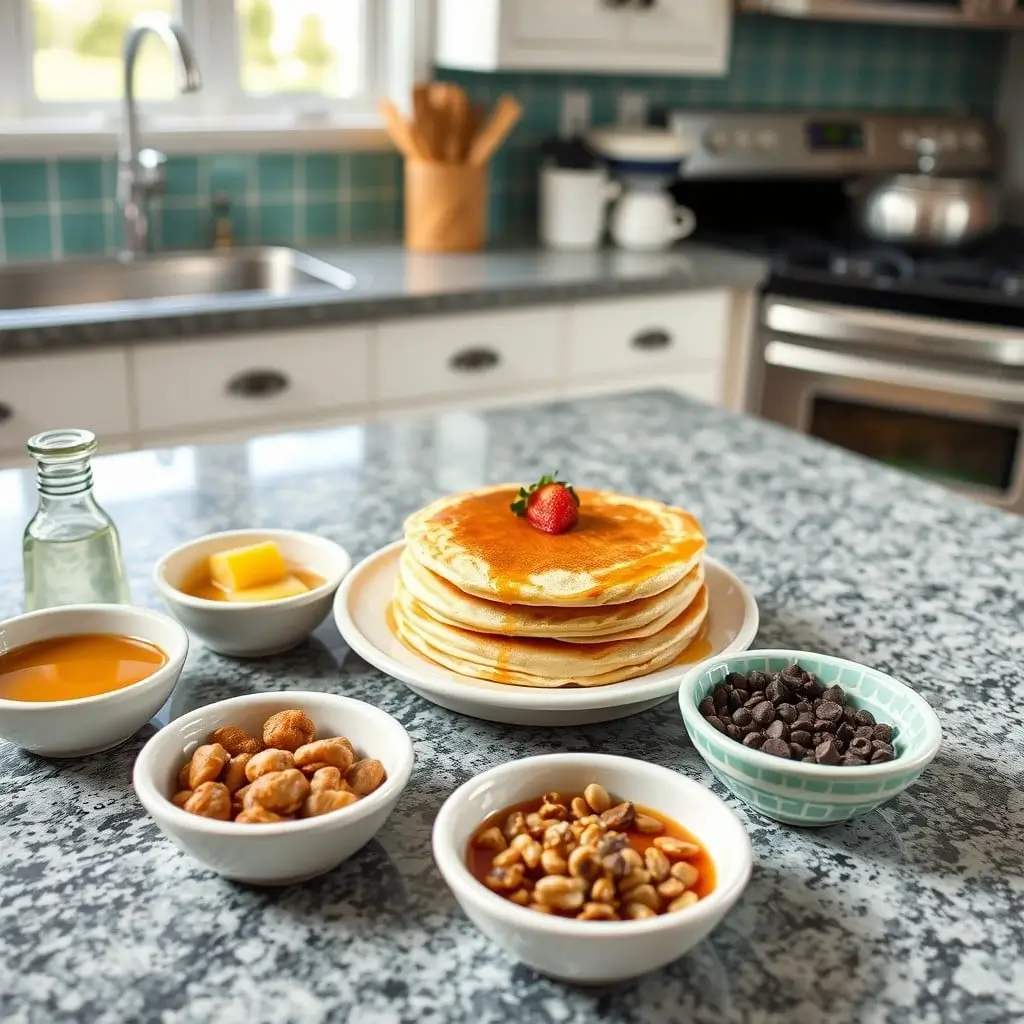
[0,0,420,135]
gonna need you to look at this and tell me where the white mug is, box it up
[609,191,696,252]
[539,166,621,251]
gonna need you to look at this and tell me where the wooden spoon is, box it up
[468,94,524,167]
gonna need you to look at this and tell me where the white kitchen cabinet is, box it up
[131,325,371,435]
[435,0,731,75]
[375,307,564,404]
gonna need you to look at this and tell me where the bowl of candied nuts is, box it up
[133,690,414,884]
[678,649,942,827]
[432,752,752,985]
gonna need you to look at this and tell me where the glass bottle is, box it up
[22,429,131,612]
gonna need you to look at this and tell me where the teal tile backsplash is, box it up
[0,15,1009,261]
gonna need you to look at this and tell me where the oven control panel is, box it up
[667,110,998,178]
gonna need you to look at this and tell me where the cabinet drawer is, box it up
[0,350,131,454]
[567,290,731,378]
[132,326,372,433]
[375,308,563,403]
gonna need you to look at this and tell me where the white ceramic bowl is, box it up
[432,753,752,985]
[154,529,351,657]
[133,690,414,885]
[0,604,189,758]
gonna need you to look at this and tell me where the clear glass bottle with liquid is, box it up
[22,428,130,612]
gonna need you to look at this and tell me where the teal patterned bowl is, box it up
[677,650,942,827]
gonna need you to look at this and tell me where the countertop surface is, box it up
[1,390,1022,1024]
[0,243,768,355]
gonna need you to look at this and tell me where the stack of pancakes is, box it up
[391,485,709,688]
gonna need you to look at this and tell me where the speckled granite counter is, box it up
[1,390,1021,1024]
[0,243,767,355]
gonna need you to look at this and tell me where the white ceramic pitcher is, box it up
[610,190,696,252]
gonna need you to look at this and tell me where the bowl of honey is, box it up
[432,752,752,985]
[154,529,351,658]
[0,604,189,757]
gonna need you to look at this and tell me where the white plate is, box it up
[333,541,758,727]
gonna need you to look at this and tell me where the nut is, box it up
[668,891,700,913]
[244,768,310,815]
[221,754,252,794]
[510,835,542,870]
[235,806,287,824]
[294,738,356,772]
[542,821,574,851]
[474,826,508,853]
[232,784,250,815]
[345,759,387,797]
[309,766,344,793]
[567,845,603,883]
[540,850,567,876]
[492,847,522,869]
[262,709,316,752]
[617,868,651,895]
[183,781,231,820]
[245,748,296,782]
[187,743,230,789]
[583,783,611,814]
[644,846,671,883]
[570,797,589,819]
[670,861,700,888]
[600,801,636,831]
[625,883,661,911]
[503,811,528,841]
[657,878,687,900]
[508,889,530,907]
[620,847,644,872]
[538,798,568,821]
[533,875,587,912]
[590,877,617,905]
[601,852,629,879]
[577,902,619,921]
[210,726,264,757]
[171,790,192,808]
[623,902,656,920]
[528,902,553,915]
[176,761,192,790]
[301,790,358,818]
[579,823,605,848]
[634,813,665,834]
[486,865,524,892]
[654,837,700,860]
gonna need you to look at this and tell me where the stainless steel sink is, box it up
[0,247,355,311]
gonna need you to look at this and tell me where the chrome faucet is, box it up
[117,17,201,259]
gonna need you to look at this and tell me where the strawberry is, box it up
[510,472,580,535]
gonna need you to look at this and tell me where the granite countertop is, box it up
[0,243,768,355]
[1,390,1022,1024]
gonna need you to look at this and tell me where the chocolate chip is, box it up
[816,701,843,724]
[712,685,730,709]
[725,672,747,688]
[848,736,873,759]
[765,678,791,705]
[698,697,716,717]
[813,720,835,736]
[733,688,749,704]
[870,748,894,764]
[743,695,763,710]
[781,670,804,691]
[836,722,855,743]
[842,705,858,724]
[795,700,813,715]
[815,739,840,765]
[751,701,776,727]
[766,720,790,742]
[802,677,824,699]
[732,707,753,728]
[762,738,791,759]
[854,708,876,727]
[726,724,742,741]
[789,742,806,758]
[749,690,766,703]
[823,684,845,704]
[812,731,829,747]
[727,691,742,712]
[873,724,894,744]
[777,704,798,724]
[747,671,768,690]
[854,725,875,739]
[794,713,815,731]
[802,755,817,763]
[743,732,765,749]
[706,716,726,733]
[790,729,812,748]
[841,754,867,766]
[872,741,894,756]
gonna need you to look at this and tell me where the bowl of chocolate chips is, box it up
[677,650,941,827]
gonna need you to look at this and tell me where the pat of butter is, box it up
[209,540,288,593]
[223,574,309,603]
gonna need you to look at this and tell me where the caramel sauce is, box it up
[0,633,167,702]
[434,489,704,600]
[467,794,716,915]
[181,564,325,602]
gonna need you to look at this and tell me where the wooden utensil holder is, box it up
[404,160,487,252]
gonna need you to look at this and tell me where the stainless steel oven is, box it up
[757,299,1024,512]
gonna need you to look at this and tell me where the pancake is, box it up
[403,485,706,607]
[391,579,710,688]
[399,545,705,642]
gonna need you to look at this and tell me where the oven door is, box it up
[759,335,1024,512]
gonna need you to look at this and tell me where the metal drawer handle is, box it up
[226,369,291,399]
[449,347,501,373]
[0,403,11,424]
[631,329,673,352]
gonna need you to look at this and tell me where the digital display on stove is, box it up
[806,121,864,152]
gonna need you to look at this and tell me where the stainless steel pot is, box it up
[849,174,1001,247]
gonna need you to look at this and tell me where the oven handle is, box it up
[765,340,1024,404]
[764,300,1024,367]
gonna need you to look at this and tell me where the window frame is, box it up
[0,0,427,155]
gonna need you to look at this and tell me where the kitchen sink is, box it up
[0,247,356,311]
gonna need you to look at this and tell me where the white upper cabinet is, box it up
[435,0,732,76]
